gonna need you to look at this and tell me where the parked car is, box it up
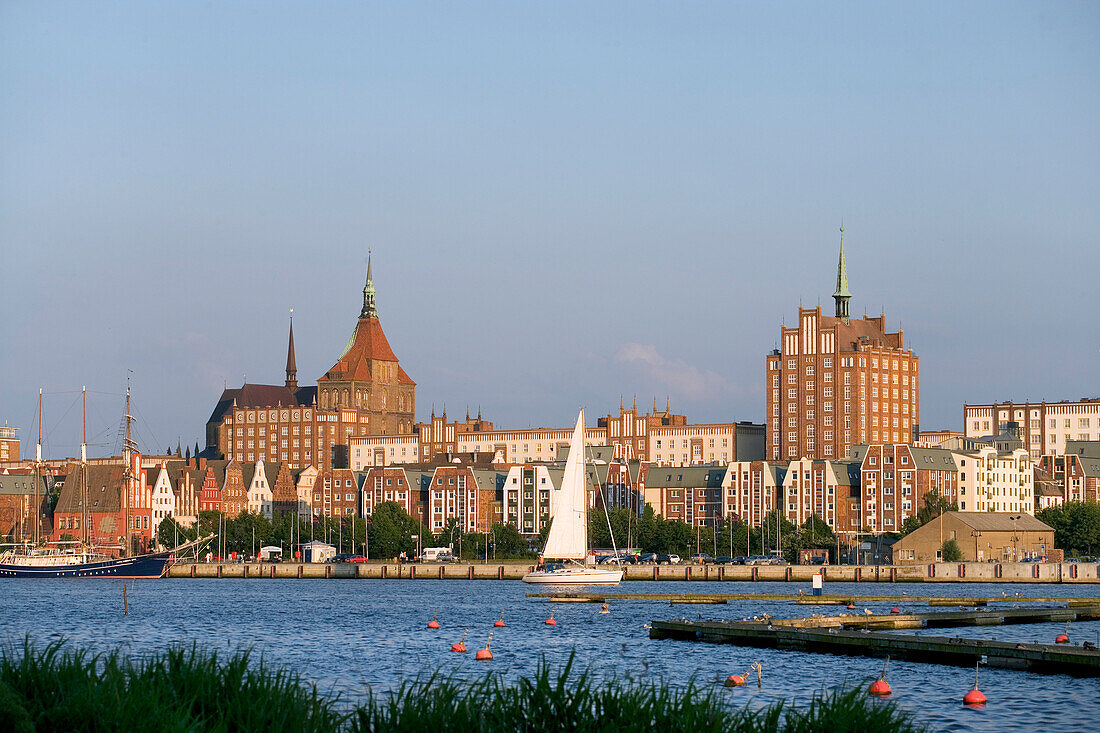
[667,554,682,565]
[689,553,715,565]
[806,555,828,565]
[744,555,769,565]
[714,556,735,565]
[637,552,657,564]
[767,556,788,565]
[728,556,747,565]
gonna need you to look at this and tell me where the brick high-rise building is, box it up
[765,230,919,460]
[205,256,416,471]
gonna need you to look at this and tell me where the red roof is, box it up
[321,317,415,385]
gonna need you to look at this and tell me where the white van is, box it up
[418,547,456,562]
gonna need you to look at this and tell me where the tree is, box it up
[900,490,958,536]
[1038,502,1100,555]
[941,538,963,562]
[156,516,195,549]
[368,501,422,560]
[491,523,529,557]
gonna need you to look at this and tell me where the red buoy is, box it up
[847,603,856,610]
[963,688,987,707]
[724,674,746,687]
[545,615,557,626]
[450,642,467,653]
[869,656,891,697]
[494,610,506,628]
[1055,634,1069,644]
[427,614,440,630]
[869,678,891,697]
[476,646,493,660]
[890,607,901,614]
[964,663,987,707]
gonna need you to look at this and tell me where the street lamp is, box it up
[971,530,982,562]
[1009,515,1021,560]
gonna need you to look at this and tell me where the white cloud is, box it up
[616,343,734,401]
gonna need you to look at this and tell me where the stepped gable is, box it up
[321,316,415,385]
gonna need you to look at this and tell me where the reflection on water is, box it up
[1,579,1097,731]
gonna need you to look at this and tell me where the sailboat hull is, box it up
[521,567,624,585]
[0,552,171,579]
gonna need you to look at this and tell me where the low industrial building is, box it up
[892,512,1054,564]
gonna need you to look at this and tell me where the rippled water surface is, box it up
[2,578,1098,731]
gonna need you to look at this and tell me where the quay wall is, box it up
[166,562,1100,583]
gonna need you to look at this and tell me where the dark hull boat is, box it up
[0,550,172,579]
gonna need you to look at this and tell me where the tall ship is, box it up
[522,409,624,585]
[0,384,205,579]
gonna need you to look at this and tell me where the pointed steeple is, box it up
[360,250,377,319]
[285,309,298,390]
[833,225,852,322]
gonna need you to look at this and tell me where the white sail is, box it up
[541,409,588,561]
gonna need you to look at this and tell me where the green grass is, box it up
[0,641,924,732]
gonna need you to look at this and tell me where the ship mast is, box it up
[122,378,137,558]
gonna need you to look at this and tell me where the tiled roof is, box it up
[321,317,415,385]
[55,464,125,514]
[644,466,729,489]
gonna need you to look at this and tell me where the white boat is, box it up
[522,409,624,585]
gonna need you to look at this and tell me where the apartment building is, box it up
[951,445,1034,514]
[963,399,1100,458]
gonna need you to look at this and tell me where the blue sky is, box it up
[1,1,1097,457]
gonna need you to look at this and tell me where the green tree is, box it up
[1038,502,1100,555]
[900,490,959,536]
[368,502,424,560]
[156,516,195,549]
[941,538,963,562]
[491,522,529,558]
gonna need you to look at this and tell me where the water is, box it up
[2,578,1098,731]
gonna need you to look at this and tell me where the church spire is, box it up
[285,309,298,390]
[833,225,852,323]
[360,250,377,319]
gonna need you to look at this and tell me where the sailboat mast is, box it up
[34,389,42,545]
[81,386,88,546]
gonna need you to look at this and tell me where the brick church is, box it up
[205,256,416,470]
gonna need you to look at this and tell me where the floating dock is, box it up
[649,607,1100,676]
[527,590,1100,606]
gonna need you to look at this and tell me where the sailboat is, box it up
[0,384,209,578]
[522,409,624,585]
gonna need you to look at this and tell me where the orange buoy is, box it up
[869,656,891,697]
[494,609,506,627]
[963,663,987,707]
[890,607,901,614]
[724,674,746,687]
[1055,633,1069,644]
[427,613,440,630]
[847,603,856,610]
[451,641,467,653]
[475,646,493,660]
[545,614,557,626]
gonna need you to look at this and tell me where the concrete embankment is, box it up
[165,561,1100,582]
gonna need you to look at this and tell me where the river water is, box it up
[1,578,1097,731]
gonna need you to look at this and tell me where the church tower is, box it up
[833,226,852,323]
[316,253,416,435]
[285,310,298,390]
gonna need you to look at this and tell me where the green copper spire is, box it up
[833,226,852,322]
[361,250,377,319]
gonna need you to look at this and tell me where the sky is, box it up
[1,1,1098,458]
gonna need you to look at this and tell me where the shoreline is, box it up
[164,561,1100,583]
